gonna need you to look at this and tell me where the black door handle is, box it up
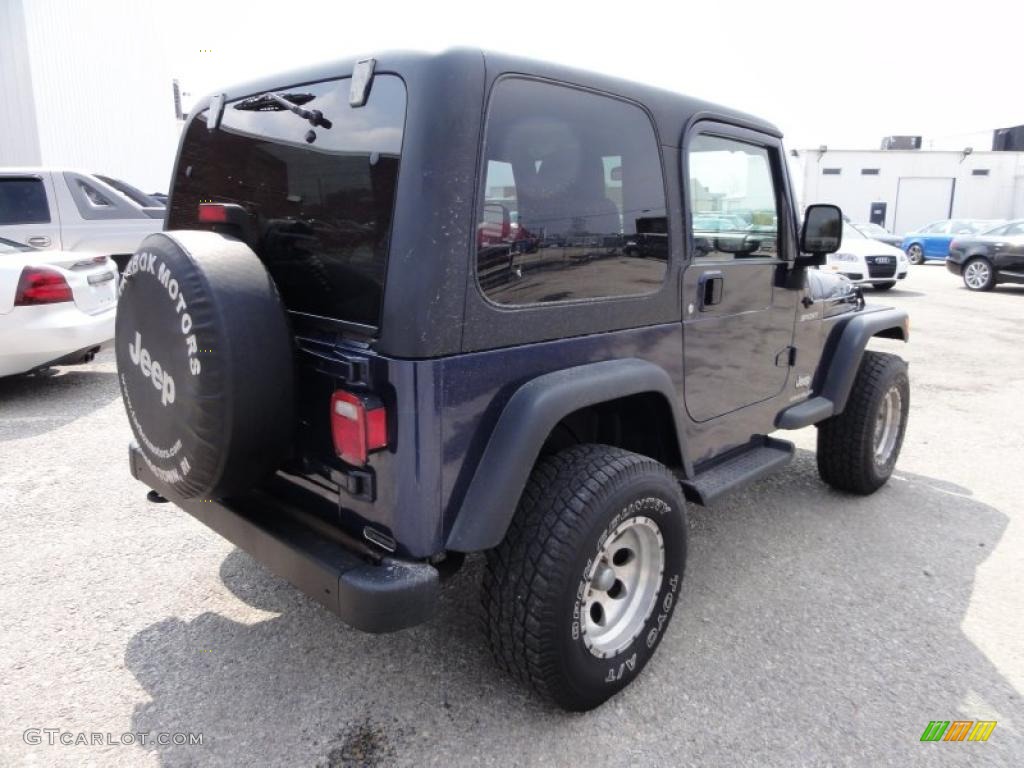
[698,271,724,310]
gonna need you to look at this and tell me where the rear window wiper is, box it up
[233,91,333,129]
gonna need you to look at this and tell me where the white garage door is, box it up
[894,177,954,235]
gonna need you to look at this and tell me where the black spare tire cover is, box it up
[115,231,294,499]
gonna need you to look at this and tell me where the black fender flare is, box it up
[445,358,690,553]
[819,307,909,415]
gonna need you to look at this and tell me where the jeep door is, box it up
[681,125,799,422]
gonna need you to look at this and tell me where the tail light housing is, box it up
[331,390,388,466]
[14,266,73,305]
[198,203,230,223]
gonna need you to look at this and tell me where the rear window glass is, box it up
[476,78,667,305]
[169,75,407,327]
[0,178,50,225]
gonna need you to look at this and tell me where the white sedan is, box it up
[818,222,909,291]
[0,237,117,377]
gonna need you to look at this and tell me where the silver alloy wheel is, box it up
[964,260,991,290]
[907,245,923,264]
[873,386,903,466]
[582,516,665,658]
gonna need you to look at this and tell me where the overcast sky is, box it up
[156,0,1021,151]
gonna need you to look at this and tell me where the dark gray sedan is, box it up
[946,219,1024,291]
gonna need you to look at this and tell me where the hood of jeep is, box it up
[806,269,860,318]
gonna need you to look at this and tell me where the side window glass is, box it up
[687,134,779,260]
[1007,222,1024,235]
[79,181,112,207]
[0,178,51,225]
[476,78,668,305]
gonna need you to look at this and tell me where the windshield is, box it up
[858,223,887,236]
[169,75,407,328]
[970,220,1004,233]
[843,222,866,240]
[980,222,1010,235]
[0,236,34,254]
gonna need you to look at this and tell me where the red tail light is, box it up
[198,203,230,223]
[331,390,388,466]
[14,266,73,306]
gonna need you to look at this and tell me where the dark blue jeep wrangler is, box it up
[115,50,910,711]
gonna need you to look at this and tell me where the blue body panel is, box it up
[300,323,684,558]
[901,234,954,261]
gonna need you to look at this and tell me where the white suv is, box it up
[819,221,909,291]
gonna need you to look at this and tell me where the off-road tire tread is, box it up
[481,444,676,707]
[816,350,907,494]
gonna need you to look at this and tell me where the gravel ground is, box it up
[1,264,1021,767]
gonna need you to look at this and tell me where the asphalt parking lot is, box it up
[1,264,1021,767]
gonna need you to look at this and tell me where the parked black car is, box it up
[114,49,911,711]
[947,219,1024,291]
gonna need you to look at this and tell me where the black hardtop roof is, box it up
[200,48,782,142]
[181,49,786,359]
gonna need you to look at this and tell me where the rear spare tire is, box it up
[115,231,293,499]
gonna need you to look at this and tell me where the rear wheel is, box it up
[906,244,924,264]
[874,281,896,291]
[962,258,995,291]
[817,351,909,495]
[482,445,687,711]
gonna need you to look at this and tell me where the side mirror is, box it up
[797,204,843,267]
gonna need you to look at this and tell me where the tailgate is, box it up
[70,262,118,314]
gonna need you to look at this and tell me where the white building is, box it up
[0,0,183,193]
[794,148,1024,235]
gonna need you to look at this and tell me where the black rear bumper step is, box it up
[680,436,794,505]
[128,444,438,633]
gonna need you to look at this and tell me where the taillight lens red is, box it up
[14,266,73,306]
[198,203,229,223]
[331,390,388,466]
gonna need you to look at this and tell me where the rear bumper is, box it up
[946,259,963,276]
[128,443,439,633]
[0,303,114,377]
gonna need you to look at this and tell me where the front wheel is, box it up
[816,351,909,495]
[962,258,995,291]
[483,445,687,711]
[906,244,924,265]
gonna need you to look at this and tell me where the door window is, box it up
[687,135,779,260]
[79,181,113,207]
[0,178,51,225]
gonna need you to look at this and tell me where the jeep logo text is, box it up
[128,331,175,406]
